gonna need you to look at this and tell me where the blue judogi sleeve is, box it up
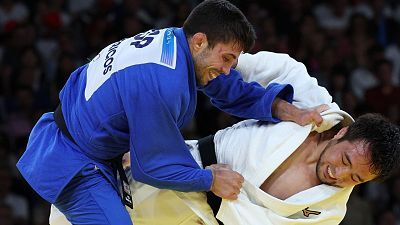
[200,69,294,123]
[128,106,213,191]
[117,64,213,192]
[120,68,293,192]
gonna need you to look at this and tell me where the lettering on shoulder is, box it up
[103,39,125,75]
[160,28,175,66]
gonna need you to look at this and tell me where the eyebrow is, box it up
[226,53,237,60]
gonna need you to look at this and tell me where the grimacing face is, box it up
[316,128,377,188]
[192,41,242,86]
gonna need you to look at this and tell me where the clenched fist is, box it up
[206,164,244,200]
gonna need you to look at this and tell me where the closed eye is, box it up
[344,152,352,168]
[341,155,347,166]
[351,174,357,183]
[351,174,364,183]
[222,56,230,63]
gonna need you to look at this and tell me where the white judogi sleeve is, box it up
[236,51,349,133]
[236,51,338,112]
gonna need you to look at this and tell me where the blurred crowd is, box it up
[0,0,399,224]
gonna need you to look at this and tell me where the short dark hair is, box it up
[183,0,256,52]
[340,113,400,181]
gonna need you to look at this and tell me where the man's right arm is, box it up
[207,164,244,200]
[118,66,243,199]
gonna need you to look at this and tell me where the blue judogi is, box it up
[17,28,293,224]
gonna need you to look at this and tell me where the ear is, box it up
[334,126,349,139]
[189,32,208,54]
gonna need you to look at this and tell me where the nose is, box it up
[221,66,230,75]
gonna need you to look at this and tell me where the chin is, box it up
[319,177,338,187]
[318,172,341,187]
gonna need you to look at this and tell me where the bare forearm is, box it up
[272,98,299,122]
[272,98,328,126]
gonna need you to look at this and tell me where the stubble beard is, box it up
[316,140,336,186]
[316,140,345,188]
[193,49,209,86]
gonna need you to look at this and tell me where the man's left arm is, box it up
[200,68,326,126]
[199,69,294,123]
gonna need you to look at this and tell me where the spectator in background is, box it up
[389,176,400,222]
[369,0,397,48]
[340,13,374,65]
[290,14,319,60]
[0,133,12,168]
[4,86,36,146]
[0,0,28,32]
[18,47,46,94]
[121,14,144,38]
[0,164,29,225]
[344,14,376,100]
[0,64,14,103]
[171,1,192,26]
[0,203,13,225]
[313,0,352,36]
[274,0,313,37]
[385,29,400,85]
[365,59,400,124]
[310,46,336,88]
[328,66,351,108]
[377,210,398,225]
[350,45,382,101]
[67,0,95,15]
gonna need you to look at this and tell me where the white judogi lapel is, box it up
[218,182,352,225]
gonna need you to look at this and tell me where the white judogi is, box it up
[214,52,355,224]
[214,109,354,225]
[50,52,355,225]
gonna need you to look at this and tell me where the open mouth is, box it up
[208,70,220,81]
[327,165,336,180]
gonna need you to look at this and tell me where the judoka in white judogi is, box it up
[49,51,354,225]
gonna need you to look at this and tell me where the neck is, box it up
[303,130,335,166]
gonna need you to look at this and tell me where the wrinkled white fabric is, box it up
[214,109,354,225]
[213,52,355,225]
